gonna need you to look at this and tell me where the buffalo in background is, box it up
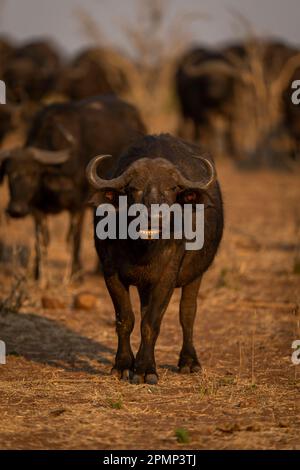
[0,38,64,150]
[1,33,300,168]
[3,40,62,103]
[0,39,131,149]
[0,36,14,75]
[175,38,300,167]
[57,47,129,101]
[0,95,146,282]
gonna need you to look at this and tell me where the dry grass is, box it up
[75,0,206,133]
[227,39,300,160]
[0,157,299,449]
[0,2,299,450]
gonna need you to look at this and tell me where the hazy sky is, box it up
[0,0,299,56]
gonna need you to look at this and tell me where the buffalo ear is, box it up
[88,191,105,207]
[177,188,204,205]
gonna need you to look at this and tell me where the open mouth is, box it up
[138,229,160,239]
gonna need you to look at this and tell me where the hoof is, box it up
[179,363,202,374]
[179,365,191,374]
[131,374,144,385]
[145,373,158,385]
[111,367,121,378]
[131,373,158,385]
[121,369,131,381]
[111,368,133,381]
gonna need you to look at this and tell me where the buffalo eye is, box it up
[104,190,116,202]
[183,191,197,203]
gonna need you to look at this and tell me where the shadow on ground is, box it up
[0,310,113,374]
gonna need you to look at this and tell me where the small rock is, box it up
[49,408,67,417]
[216,422,240,434]
[278,420,289,428]
[73,293,97,310]
[41,296,67,309]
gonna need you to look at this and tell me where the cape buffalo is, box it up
[175,46,236,145]
[57,47,129,101]
[0,35,14,75]
[3,40,62,103]
[0,95,146,282]
[175,40,300,166]
[87,134,223,384]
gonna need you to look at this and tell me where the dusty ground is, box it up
[0,159,299,450]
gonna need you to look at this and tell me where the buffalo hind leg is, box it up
[179,276,202,374]
[105,274,135,380]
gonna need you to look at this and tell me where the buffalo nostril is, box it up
[6,203,29,218]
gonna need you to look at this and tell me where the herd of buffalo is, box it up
[176,40,300,165]
[0,34,299,383]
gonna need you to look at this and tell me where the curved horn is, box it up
[271,52,300,97]
[184,59,237,78]
[86,154,129,190]
[176,155,216,190]
[184,59,252,85]
[28,147,70,165]
[87,154,216,191]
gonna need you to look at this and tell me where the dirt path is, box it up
[0,161,299,449]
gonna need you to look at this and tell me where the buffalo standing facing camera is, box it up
[87,134,224,384]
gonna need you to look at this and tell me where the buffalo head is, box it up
[0,146,70,218]
[86,154,215,238]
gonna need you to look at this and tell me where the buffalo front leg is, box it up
[105,274,135,380]
[66,211,84,280]
[178,276,202,374]
[33,214,49,285]
[133,282,175,385]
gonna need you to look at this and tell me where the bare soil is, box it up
[0,160,299,450]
